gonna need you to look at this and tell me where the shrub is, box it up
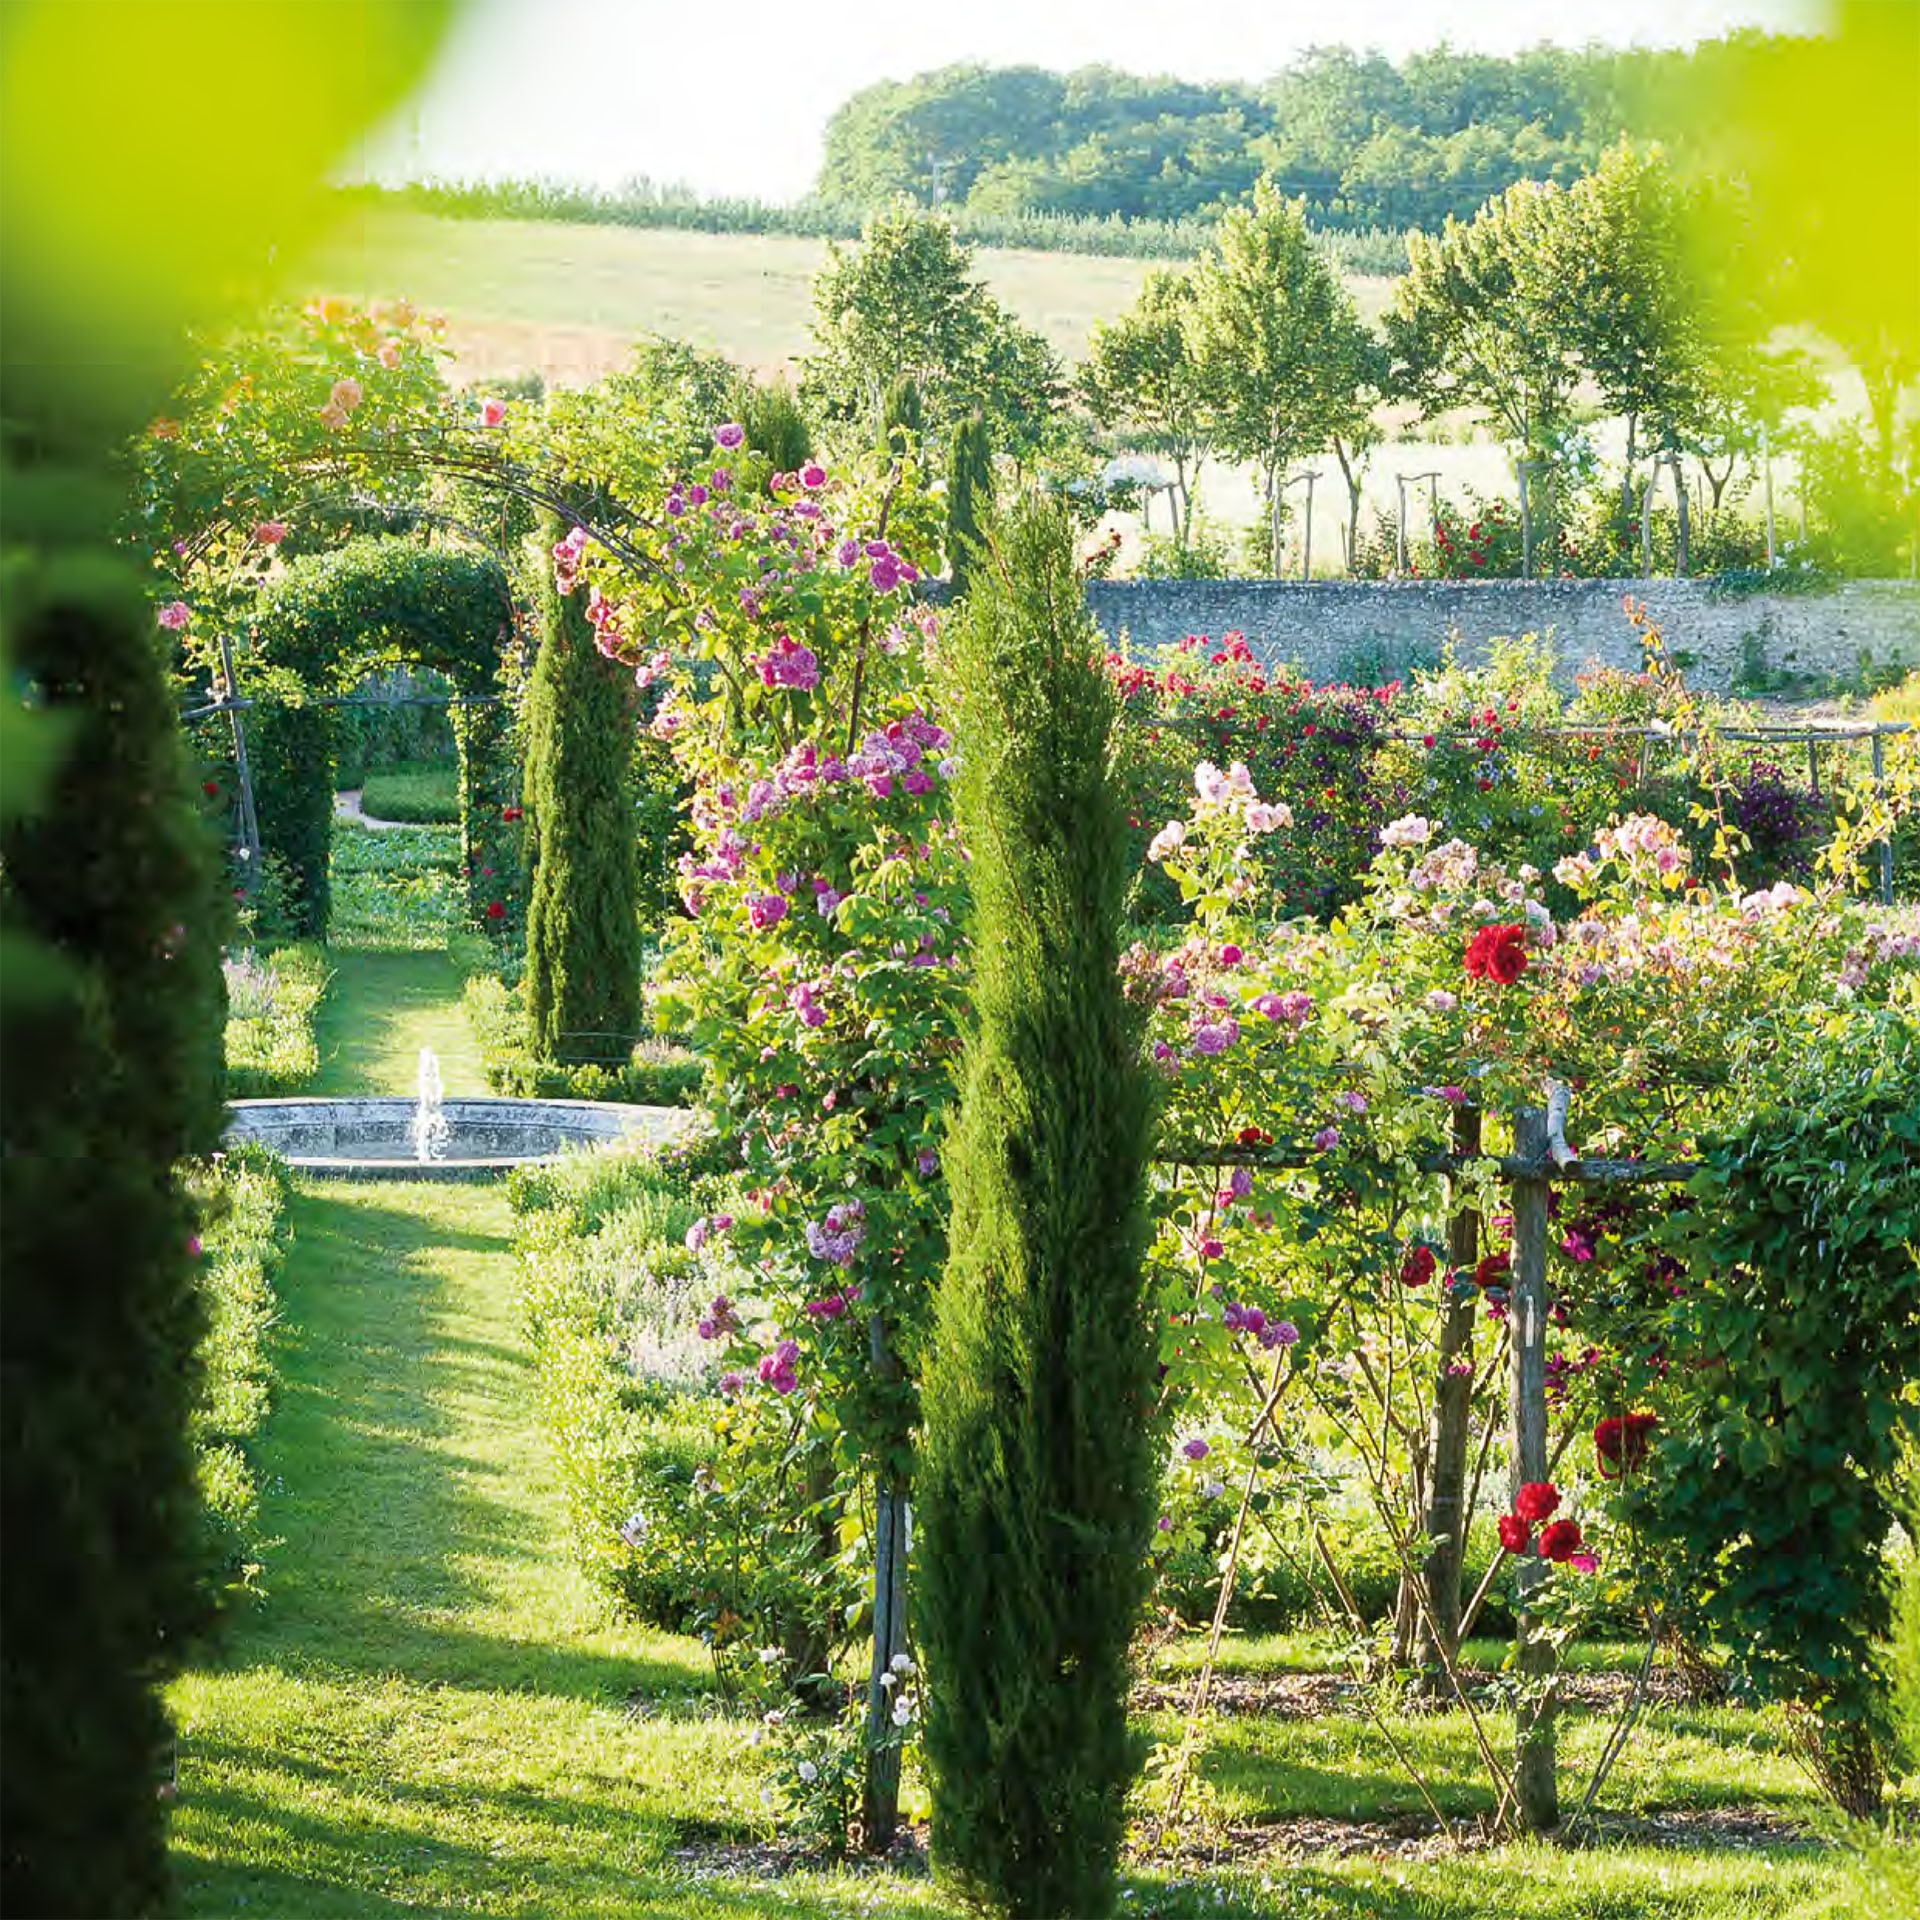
[1,535,228,1917]
[359,758,460,823]
[465,974,702,1105]
[1633,1011,1920,1816]
[186,1146,293,1608]
[223,943,328,1097]
[523,520,644,1063]
[920,497,1157,1919]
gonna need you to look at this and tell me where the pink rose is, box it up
[328,377,362,412]
[479,397,507,428]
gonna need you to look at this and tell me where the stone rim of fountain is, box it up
[224,1094,694,1181]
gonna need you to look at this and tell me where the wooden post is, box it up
[216,633,265,897]
[1420,1106,1483,1668]
[861,1313,908,1853]
[1508,1106,1559,1832]
[1873,731,1894,907]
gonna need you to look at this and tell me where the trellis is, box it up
[1157,1092,1698,1837]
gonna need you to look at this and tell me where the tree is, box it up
[2,513,228,1917]
[919,493,1158,1919]
[946,411,994,593]
[523,518,643,1065]
[800,205,1061,460]
[1187,180,1364,575]
[1076,269,1211,538]
[1387,179,1581,568]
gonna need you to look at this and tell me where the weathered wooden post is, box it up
[1420,1105,1482,1667]
[1873,730,1894,907]
[1508,1105,1559,1831]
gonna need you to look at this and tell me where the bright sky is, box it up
[349,0,1820,203]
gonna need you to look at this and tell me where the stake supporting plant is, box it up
[1507,1104,1560,1832]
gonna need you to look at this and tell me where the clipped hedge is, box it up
[186,1145,293,1609]
[465,973,702,1106]
[359,758,461,824]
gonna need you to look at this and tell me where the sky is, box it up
[349,0,1820,203]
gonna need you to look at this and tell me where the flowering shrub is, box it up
[1111,633,1392,922]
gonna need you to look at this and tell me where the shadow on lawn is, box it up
[210,1186,710,1709]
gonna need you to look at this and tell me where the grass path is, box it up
[312,949,487,1098]
[176,951,945,1918]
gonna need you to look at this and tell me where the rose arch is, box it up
[245,534,516,936]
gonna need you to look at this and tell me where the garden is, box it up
[3,9,1918,1920]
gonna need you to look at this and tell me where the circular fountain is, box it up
[226,1049,695,1181]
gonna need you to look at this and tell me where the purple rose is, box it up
[746,894,788,931]
[713,421,746,449]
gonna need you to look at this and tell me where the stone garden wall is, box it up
[1078,578,1920,692]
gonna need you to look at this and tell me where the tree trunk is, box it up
[1419,1107,1482,1671]
[1268,465,1284,579]
[1671,459,1690,578]
[1508,1107,1559,1833]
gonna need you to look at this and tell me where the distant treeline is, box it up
[817,36,1794,234]
[334,178,1411,275]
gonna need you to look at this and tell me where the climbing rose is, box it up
[757,1339,799,1394]
[746,894,788,931]
[328,377,362,412]
[1473,1251,1511,1291]
[1464,924,1529,985]
[251,520,287,546]
[1400,1245,1437,1288]
[1595,1411,1658,1477]
[1146,820,1186,862]
[1182,1438,1210,1461]
[1497,1514,1532,1554]
[1537,1518,1584,1563]
[485,901,506,921]
[1514,1481,1560,1524]
[157,600,192,630]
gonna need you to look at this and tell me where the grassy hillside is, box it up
[299,207,1394,388]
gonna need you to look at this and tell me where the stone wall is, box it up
[1079,578,1920,692]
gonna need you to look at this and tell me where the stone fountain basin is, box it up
[225,1096,695,1181]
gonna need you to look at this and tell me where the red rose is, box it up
[485,901,506,921]
[1515,1481,1560,1524]
[1400,1244,1437,1288]
[1472,1251,1511,1290]
[1464,924,1528,985]
[502,805,523,823]
[1497,1514,1532,1554]
[1538,1518,1584,1563]
[1597,1411,1659,1476]
[202,780,221,798]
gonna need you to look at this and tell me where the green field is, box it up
[301,207,1395,389]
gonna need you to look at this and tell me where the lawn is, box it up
[359,759,461,825]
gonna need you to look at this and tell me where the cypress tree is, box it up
[945,411,994,596]
[1,464,228,1916]
[523,517,643,1064]
[743,375,814,471]
[917,494,1159,1919]
[879,373,923,459]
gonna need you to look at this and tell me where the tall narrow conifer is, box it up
[523,518,643,1063]
[2,491,227,1916]
[945,411,994,596]
[917,495,1158,1919]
